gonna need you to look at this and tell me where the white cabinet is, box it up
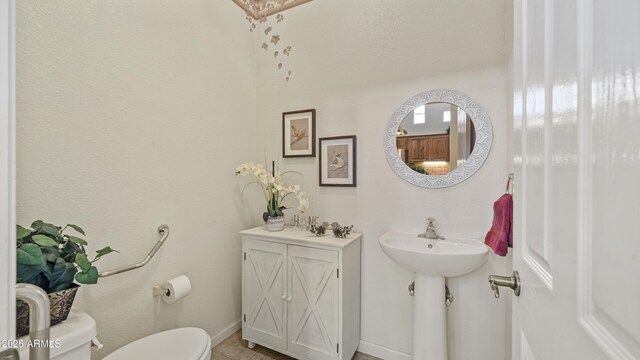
[287,245,339,360]
[241,227,361,360]
[243,239,288,349]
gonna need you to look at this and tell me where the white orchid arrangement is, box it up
[236,161,309,221]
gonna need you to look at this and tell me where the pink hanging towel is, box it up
[484,193,513,256]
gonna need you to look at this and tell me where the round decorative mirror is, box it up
[384,89,492,188]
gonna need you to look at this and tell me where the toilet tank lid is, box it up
[18,309,97,358]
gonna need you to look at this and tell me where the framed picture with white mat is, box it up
[283,109,316,158]
[319,135,356,187]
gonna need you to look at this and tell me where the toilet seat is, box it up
[103,327,211,360]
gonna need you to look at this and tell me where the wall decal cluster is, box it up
[234,0,313,82]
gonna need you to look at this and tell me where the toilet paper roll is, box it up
[161,275,191,304]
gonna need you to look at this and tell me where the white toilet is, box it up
[103,326,211,360]
[17,310,211,360]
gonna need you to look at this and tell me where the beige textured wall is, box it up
[255,1,511,359]
[15,1,511,359]
[16,1,258,357]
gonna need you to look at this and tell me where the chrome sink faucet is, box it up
[418,217,445,240]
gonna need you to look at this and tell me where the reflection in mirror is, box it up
[396,102,475,176]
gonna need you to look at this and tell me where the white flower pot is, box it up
[266,216,285,232]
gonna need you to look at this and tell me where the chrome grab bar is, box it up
[15,284,50,360]
[98,224,170,278]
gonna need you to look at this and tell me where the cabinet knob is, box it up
[281,294,287,300]
[286,296,292,302]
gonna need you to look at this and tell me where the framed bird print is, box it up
[319,135,357,187]
[283,109,316,157]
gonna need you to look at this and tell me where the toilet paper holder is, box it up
[152,284,170,297]
[153,275,192,303]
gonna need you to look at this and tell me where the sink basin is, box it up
[379,231,489,359]
[379,231,488,277]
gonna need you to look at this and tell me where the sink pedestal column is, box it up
[413,274,446,360]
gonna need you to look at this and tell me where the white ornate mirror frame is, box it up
[384,89,493,188]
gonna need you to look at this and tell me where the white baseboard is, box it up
[210,325,411,360]
[358,340,411,360]
[210,319,242,348]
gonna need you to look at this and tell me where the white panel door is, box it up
[513,0,640,359]
[243,239,288,350]
[0,0,16,343]
[288,245,339,360]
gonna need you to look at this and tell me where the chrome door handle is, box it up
[488,271,521,298]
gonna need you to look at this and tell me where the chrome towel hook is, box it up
[506,173,514,195]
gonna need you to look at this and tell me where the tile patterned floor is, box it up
[212,330,382,360]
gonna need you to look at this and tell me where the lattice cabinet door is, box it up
[243,239,288,350]
[287,245,339,360]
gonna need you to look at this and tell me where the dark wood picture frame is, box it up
[319,135,357,187]
[282,109,316,158]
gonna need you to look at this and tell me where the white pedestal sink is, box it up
[379,232,488,360]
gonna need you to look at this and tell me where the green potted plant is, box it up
[15,220,116,336]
